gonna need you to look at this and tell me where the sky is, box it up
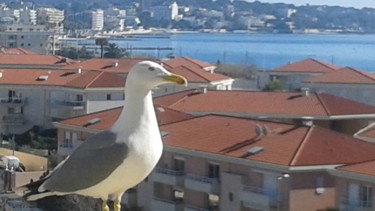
[257,0,375,9]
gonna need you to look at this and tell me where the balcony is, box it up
[152,197,184,211]
[0,97,27,105]
[339,197,373,211]
[184,174,220,194]
[51,99,85,110]
[57,141,83,156]
[184,205,211,211]
[152,168,185,186]
[240,185,271,210]
[2,114,25,126]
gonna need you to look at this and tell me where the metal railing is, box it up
[0,97,26,104]
[155,167,185,176]
[52,99,85,107]
[2,114,25,124]
[341,197,373,209]
[242,185,264,194]
[186,174,219,184]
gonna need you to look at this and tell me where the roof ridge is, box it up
[315,93,331,116]
[179,65,211,82]
[289,126,313,166]
[349,67,375,82]
[310,58,338,71]
[338,158,375,169]
[85,70,105,88]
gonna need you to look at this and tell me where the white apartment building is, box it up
[170,2,179,21]
[0,24,54,54]
[37,8,64,34]
[92,9,104,31]
[0,69,126,135]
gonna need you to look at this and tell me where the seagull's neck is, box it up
[111,87,158,139]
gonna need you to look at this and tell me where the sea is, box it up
[72,33,375,72]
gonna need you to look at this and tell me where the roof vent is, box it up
[113,61,119,67]
[37,75,49,81]
[77,67,82,74]
[246,146,264,156]
[87,118,101,125]
[200,86,207,94]
[255,124,269,136]
[0,70,3,78]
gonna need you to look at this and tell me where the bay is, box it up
[77,33,375,72]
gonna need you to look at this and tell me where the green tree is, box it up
[104,43,127,58]
[263,80,284,91]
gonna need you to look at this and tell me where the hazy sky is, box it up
[257,0,375,9]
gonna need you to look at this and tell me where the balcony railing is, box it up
[2,114,25,125]
[184,174,220,194]
[0,97,27,105]
[153,197,184,211]
[340,197,373,211]
[240,185,271,210]
[184,205,211,211]
[51,99,85,109]
[152,167,185,186]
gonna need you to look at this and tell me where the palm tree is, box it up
[95,38,108,58]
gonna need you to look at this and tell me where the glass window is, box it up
[360,185,372,208]
[173,157,185,172]
[208,163,220,179]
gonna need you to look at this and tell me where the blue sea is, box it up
[77,33,375,71]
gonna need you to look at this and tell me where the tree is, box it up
[95,38,109,58]
[104,43,127,58]
[263,80,284,92]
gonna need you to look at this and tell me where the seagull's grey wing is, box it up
[41,131,128,192]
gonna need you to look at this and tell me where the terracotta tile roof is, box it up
[63,57,230,83]
[274,58,340,73]
[56,112,375,167]
[163,57,230,83]
[163,57,214,69]
[57,106,194,131]
[336,160,375,177]
[154,90,375,118]
[160,115,375,166]
[0,69,125,89]
[0,54,74,66]
[0,47,37,55]
[304,67,375,84]
[63,58,158,73]
[355,123,375,139]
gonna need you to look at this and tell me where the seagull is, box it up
[19,61,187,211]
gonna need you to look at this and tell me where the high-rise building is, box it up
[92,9,104,31]
[37,8,64,34]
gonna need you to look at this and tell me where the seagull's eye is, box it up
[148,67,156,71]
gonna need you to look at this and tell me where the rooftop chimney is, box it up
[113,61,119,67]
[200,86,208,94]
[301,87,310,96]
[77,67,82,74]
[0,70,3,78]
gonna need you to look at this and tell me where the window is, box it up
[21,35,24,39]
[208,163,220,179]
[76,94,83,101]
[106,94,111,100]
[360,185,372,208]
[27,43,31,46]
[173,157,185,172]
[63,131,75,148]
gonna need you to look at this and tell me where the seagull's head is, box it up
[127,61,187,91]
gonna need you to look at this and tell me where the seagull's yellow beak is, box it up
[161,74,187,86]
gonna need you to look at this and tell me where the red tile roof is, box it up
[0,47,37,55]
[154,89,375,118]
[274,58,340,73]
[0,69,125,89]
[63,57,230,83]
[0,54,74,66]
[57,106,194,131]
[56,111,375,167]
[337,160,375,177]
[304,67,375,84]
[62,58,153,73]
[163,57,230,83]
[160,115,375,166]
